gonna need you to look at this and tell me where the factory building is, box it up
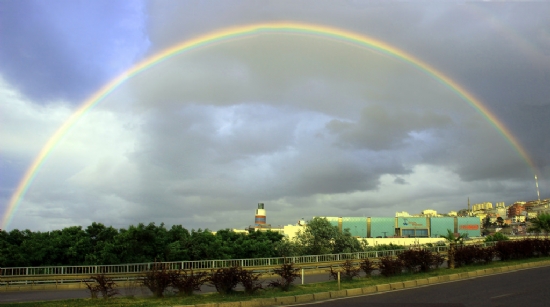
[322,216,481,238]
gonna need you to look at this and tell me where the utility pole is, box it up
[535,175,541,205]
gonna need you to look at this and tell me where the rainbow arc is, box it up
[1,22,537,229]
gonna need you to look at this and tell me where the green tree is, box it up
[496,217,504,227]
[440,229,467,269]
[333,228,362,254]
[482,215,492,229]
[294,217,363,255]
[295,217,338,255]
[528,213,550,235]
[484,232,509,242]
[186,229,225,260]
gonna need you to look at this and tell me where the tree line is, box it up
[0,218,376,268]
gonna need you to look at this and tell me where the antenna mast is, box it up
[535,175,541,204]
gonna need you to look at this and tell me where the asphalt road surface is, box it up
[2,266,549,306]
[294,266,550,307]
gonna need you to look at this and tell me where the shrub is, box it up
[484,232,509,242]
[454,245,479,267]
[494,240,535,261]
[477,246,495,264]
[359,258,376,277]
[84,274,119,299]
[268,261,301,291]
[378,256,403,277]
[238,268,263,295]
[533,238,550,256]
[208,266,241,295]
[141,263,172,298]
[398,249,440,273]
[169,269,209,296]
[329,259,360,281]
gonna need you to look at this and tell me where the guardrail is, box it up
[1,241,498,278]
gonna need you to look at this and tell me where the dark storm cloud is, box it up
[2,1,550,231]
[0,0,149,102]
[327,105,451,151]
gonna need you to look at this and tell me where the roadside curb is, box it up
[172,260,550,307]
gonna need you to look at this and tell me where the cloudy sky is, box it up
[1,1,549,232]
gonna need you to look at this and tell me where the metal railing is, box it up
[1,242,501,278]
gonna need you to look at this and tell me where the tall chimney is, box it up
[255,203,266,225]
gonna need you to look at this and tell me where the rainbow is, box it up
[1,22,537,229]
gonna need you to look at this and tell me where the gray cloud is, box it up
[2,1,549,231]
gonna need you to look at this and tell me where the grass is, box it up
[3,256,550,307]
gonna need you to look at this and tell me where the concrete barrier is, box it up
[427,276,439,284]
[313,292,330,301]
[362,286,377,294]
[275,296,295,305]
[416,279,429,286]
[240,301,262,307]
[346,288,363,296]
[448,274,460,281]
[376,284,390,292]
[389,282,403,290]
[329,289,347,298]
[251,298,275,306]
[295,294,314,303]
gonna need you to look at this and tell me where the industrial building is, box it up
[246,203,481,238]
[323,216,481,238]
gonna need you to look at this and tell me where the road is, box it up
[2,266,549,306]
[295,266,550,307]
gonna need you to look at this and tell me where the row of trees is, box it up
[0,222,284,267]
[0,218,371,268]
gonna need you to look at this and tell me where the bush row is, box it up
[86,239,550,299]
[86,261,302,299]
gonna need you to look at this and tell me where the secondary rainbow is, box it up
[1,22,537,229]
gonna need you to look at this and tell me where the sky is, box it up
[1,0,549,232]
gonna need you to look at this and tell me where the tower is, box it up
[535,175,540,205]
[255,203,266,225]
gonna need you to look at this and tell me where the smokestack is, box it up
[255,203,266,225]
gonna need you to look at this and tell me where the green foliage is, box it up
[528,213,550,235]
[237,268,264,295]
[141,263,172,298]
[0,224,284,267]
[359,258,376,277]
[440,229,467,244]
[378,256,403,277]
[208,266,241,295]
[84,274,119,299]
[397,249,444,273]
[269,261,301,291]
[329,259,360,281]
[273,238,303,257]
[453,245,495,267]
[484,232,509,242]
[293,217,364,255]
[168,269,209,296]
[295,217,338,255]
[440,229,468,269]
[364,243,405,251]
